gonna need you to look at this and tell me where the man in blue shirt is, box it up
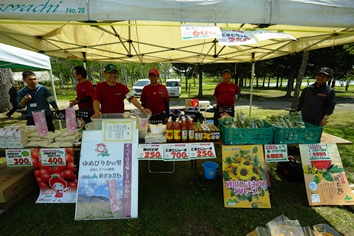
[18,71,59,131]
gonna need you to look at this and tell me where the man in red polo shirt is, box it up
[213,69,239,126]
[140,68,170,124]
[69,66,95,123]
[92,64,150,118]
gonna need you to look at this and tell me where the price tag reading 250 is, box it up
[164,144,189,161]
[137,144,164,160]
[5,149,33,167]
[189,143,216,159]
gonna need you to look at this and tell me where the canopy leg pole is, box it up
[249,53,255,118]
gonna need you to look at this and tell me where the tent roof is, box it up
[12,71,59,82]
[0,43,51,70]
[0,0,353,64]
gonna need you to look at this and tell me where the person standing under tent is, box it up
[69,66,95,123]
[213,69,239,126]
[140,68,170,124]
[91,64,151,118]
[296,67,336,126]
[18,71,59,131]
[6,83,19,118]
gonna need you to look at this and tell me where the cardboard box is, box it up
[0,183,36,211]
[0,163,36,203]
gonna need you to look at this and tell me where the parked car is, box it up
[132,79,150,97]
[166,79,181,98]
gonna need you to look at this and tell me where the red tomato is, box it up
[36,177,42,182]
[34,169,41,177]
[63,170,75,181]
[31,148,40,160]
[38,168,49,176]
[67,162,75,172]
[38,181,49,189]
[65,154,74,163]
[47,165,66,174]
[68,181,77,189]
[311,160,332,170]
[32,158,39,170]
[65,148,73,156]
[40,173,51,183]
[58,171,65,179]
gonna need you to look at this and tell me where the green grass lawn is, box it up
[1,83,353,235]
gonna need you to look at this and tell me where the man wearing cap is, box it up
[140,68,170,124]
[91,64,150,118]
[213,69,239,126]
[69,66,95,123]
[296,67,336,126]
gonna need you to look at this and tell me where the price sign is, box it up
[264,144,288,162]
[137,144,164,160]
[219,30,257,46]
[164,143,189,161]
[308,144,331,161]
[189,143,216,159]
[181,25,222,40]
[5,149,33,167]
[40,148,66,166]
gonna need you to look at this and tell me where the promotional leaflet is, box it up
[33,148,78,203]
[75,119,139,220]
[299,143,354,206]
[222,145,271,208]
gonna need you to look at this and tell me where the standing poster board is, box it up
[75,119,139,220]
[222,145,271,208]
[299,143,354,206]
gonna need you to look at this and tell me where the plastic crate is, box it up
[219,121,274,144]
[272,122,323,144]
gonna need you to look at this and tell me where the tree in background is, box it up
[0,68,14,113]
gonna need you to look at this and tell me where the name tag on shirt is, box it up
[30,103,37,108]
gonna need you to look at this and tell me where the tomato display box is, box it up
[0,163,36,203]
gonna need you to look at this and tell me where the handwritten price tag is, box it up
[264,144,288,162]
[189,143,216,159]
[5,149,33,167]
[164,143,189,161]
[40,148,66,166]
[137,144,164,160]
[181,25,222,40]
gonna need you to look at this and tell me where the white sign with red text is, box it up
[264,144,288,162]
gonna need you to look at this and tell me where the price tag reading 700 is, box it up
[164,144,190,161]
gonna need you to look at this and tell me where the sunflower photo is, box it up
[222,144,271,208]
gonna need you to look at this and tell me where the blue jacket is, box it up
[18,84,58,117]
[297,82,336,125]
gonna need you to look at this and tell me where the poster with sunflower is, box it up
[299,143,354,206]
[222,145,271,208]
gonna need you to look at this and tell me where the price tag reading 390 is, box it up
[41,148,66,166]
[164,144,189,161]
[137,144,163,160]
[5,149,33,167]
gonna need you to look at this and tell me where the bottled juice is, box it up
[187,116,195,142]
[181,116,188,142]
[173,117,181,142]
[166,116,174,143]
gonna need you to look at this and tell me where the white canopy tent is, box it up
[0,43,58,102]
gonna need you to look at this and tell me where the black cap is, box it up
[318,67,333,77]
[222,69,232,74]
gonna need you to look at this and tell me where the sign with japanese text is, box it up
[181,25,222,40]
[222,145,271,208]
[137,144,164,160]
[253,30,296,41]
[33,148,78,203]
[219,30,257,46]
[32,110,49,138]
[75,119,138,220]
[189,143,216,159]
[300,143,354,206]
[163,143,189,161]
[5,149,33,167]
[264,144,288,162]
[40,148,66,166]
